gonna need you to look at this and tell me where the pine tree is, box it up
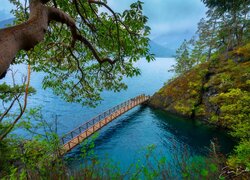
[170,39,194,75]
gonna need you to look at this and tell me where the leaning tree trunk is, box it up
[0,0,76,79]
[0,0,117,79]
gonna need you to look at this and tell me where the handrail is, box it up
[60,94,150,145]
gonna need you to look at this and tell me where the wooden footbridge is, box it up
[60,94,150,155]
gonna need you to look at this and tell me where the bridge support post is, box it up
[77,136,80,144]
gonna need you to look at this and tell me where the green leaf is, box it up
[200,169,209,177]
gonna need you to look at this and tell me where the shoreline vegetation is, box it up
[0,0,249,179]
[149,0,250,178]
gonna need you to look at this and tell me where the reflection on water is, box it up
[66,106,235,170]
[2,58,235,170]
[150,109,235,155]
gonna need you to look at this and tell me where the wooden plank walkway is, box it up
[60,94,150,155]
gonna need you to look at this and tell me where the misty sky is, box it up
[0,0,207,47]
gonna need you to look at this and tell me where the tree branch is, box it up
[0,65,31,141]
[0,94,21,123]
[73,0,96,32]
[88,0,121,59]
[48,6,117,65]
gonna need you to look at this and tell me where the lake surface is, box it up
[2,58,235,171]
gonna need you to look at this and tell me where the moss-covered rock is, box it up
[149,46,250,169]
[149,48,250,124]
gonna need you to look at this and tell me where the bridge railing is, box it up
[60,94,150,145]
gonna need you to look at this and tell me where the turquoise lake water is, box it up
[3,58,235,171]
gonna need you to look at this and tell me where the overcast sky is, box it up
[0,0,207,46]
[108,0,207,38]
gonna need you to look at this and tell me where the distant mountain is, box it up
[153,30,195,51]
[149,40,175,57]
[0,18,14,28]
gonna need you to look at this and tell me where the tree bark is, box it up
[0,0,76,79]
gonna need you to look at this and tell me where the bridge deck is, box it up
[60,94,150,155]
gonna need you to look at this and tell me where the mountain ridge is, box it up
[149,40,175,57]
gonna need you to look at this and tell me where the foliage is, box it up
[210,89,250,131]
[0,66,35,141]
[171,0,249,75]
[8,0,154,107]
[150,0,250,173]
[0,83,35,103]
[0,108,64,178]
[202,0,250,14]
[170,39,196,75]
[151,51,250,175]
[228,140,250,170]
[150,62,209,118]
[1,0,249,178]
[1,0,153,151]
[234,43,250,61]
[1,106,224,179]
[1,116,224,179]
[210,88,250,169]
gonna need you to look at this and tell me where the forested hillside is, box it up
[0,0,249,179]
[149,0,250,175]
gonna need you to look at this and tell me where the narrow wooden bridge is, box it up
[60,94,150,154]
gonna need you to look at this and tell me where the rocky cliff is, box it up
[149,44,250,126]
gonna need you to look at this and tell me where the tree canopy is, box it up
[167,0,250,171]
[171,0,249,75]
[202,0,250,13]
[0,0,154,106]
[0,0,153,142]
